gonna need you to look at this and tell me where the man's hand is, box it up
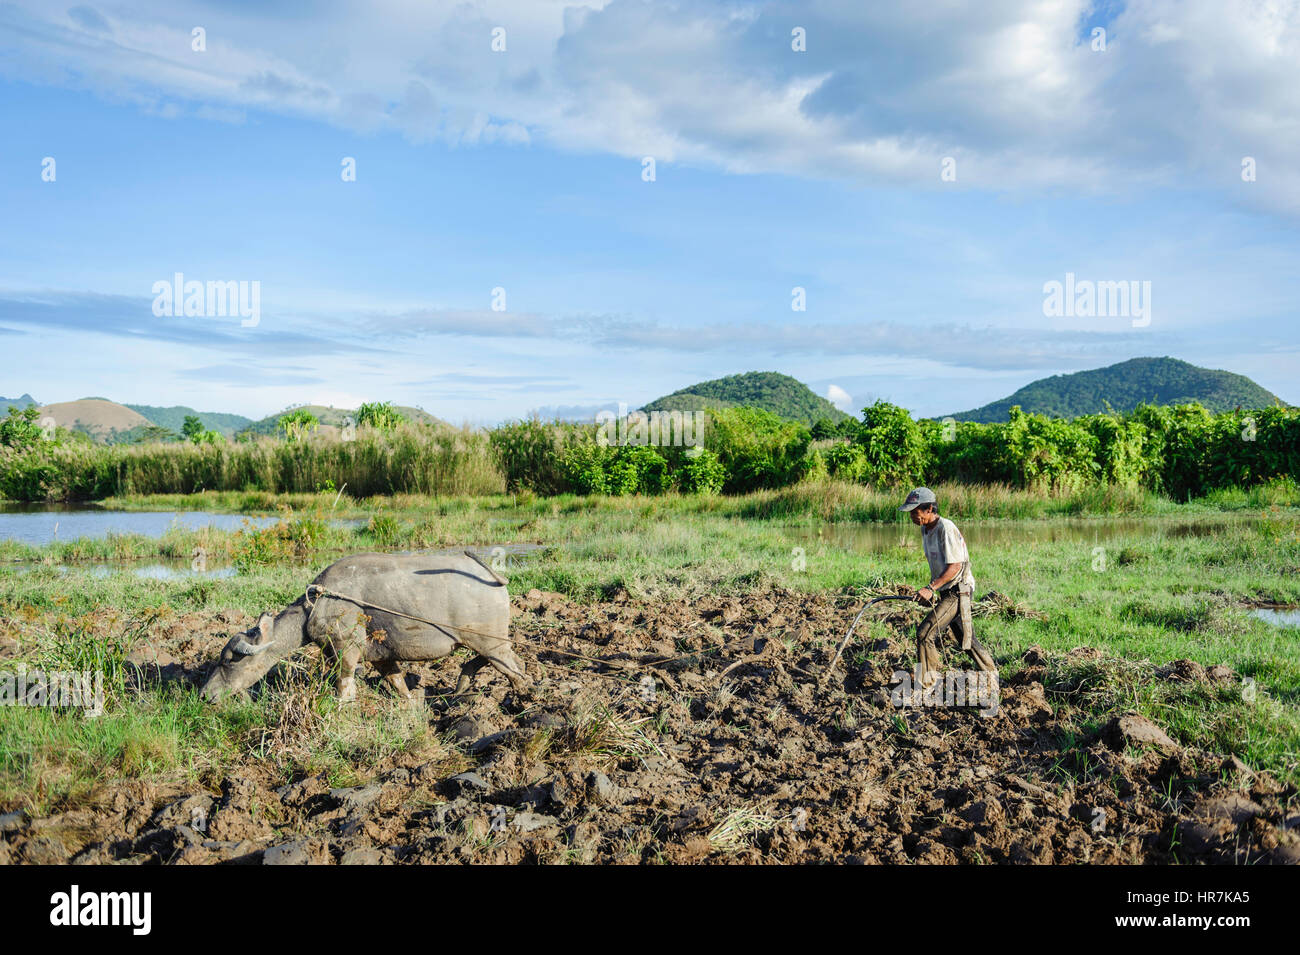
[916,586,935,605]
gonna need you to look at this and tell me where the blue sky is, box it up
[1,0,1297,424]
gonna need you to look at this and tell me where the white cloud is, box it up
[825,383,852,410]
[1,1,1296,211]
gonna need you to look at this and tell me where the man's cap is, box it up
[898,487,937,511]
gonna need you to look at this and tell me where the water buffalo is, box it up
[200,552,529,704]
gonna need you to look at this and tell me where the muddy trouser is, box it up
[915,588,996,689]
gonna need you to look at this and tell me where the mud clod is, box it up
[1102,713,1179,754]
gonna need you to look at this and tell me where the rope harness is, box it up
[298,554,920,691]
[298,581,844,688]
[301,582,735,686]
[303,583,507,642]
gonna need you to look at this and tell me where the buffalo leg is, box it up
[484,646,530,693]
[376,659,422,708]
[454,656,489,695]
[337,643,363,702]
[454,649,529,694]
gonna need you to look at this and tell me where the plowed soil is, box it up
[3,587,1296,865]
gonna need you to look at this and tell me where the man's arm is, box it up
[918,562,962,604]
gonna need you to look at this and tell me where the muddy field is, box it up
[2,587,1297,865]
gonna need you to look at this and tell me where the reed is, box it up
[2,425,505,501]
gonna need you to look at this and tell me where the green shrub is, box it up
[822,441,868,482]
[0,452,61,501]
[278,409,320,441]
[708,407,812,492]
[356,401,406,432]
[559,441,609,495]
[999,406,1099,490]
[491,419,582,494]
[1078,412,1153,488]
[0,406,46,451]
[610,445,672,495]
[855,401,930,486]
[677,448,726,494]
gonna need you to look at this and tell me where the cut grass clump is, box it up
[707,805,776,853]
[522,698,664,768]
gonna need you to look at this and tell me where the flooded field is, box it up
[2,503,1261,554]
[0,504,280,546]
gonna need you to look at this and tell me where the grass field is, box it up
[2,483,1298,816]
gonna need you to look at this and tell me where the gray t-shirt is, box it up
[922,516,975,594]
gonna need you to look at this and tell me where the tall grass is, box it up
[6,425,505,501]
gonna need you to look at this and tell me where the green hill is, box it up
[127,404,253,437]
[643,372,850,425]
[240,404,449,437]
[0,394,37,411]
[947,358,1288,423]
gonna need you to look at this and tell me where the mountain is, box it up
[0,394,38,410]
[240,404,450,437]
[642,372,851,424]
[127,404,253,437]
[37,399,153,441]
[946,358,1288,423]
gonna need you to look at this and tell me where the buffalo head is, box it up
[201,611,299,702]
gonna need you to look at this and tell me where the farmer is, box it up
[898,487,997,689]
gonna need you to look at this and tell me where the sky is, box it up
[0,0,1297,425]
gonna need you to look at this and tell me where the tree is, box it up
[356,401,406,432]
[182,414,205,442]
[707,406,812,492]
[855,401,930,486]
[0,406,46,451]
[278,408,320,441]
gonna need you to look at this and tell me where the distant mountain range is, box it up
[4,357,1289,442]
[642,371,850,424]
[125,404,253,437]
[4,397,253,442]
[946,357,1288,423]
[12,398,447,443]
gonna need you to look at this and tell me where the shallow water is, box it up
[1251,607,1300,629]
[0,504,279,546]
[0,503,370,547]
